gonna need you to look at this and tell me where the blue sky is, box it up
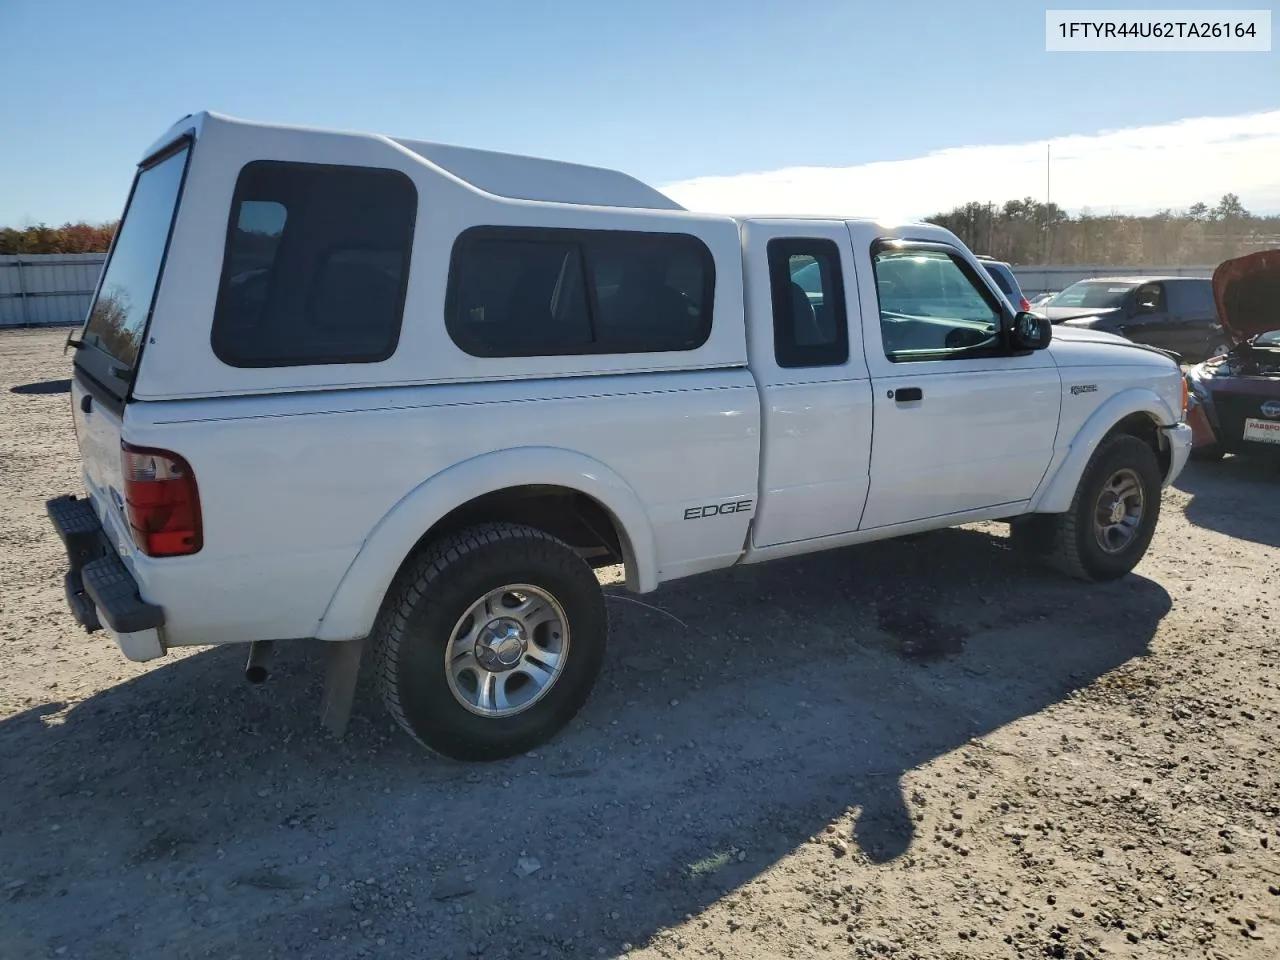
[2,0,1276,225]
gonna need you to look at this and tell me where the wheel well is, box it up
[1106,412,1170,476]
[402,485,629,575]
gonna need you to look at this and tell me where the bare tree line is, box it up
[925,194,1279,266]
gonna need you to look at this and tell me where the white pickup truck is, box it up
[48,112,1193,761]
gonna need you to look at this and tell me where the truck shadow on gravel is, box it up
[1174,455,1280,548]
[8,377,71,395]
[0,526,1171,960]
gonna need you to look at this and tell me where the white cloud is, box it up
[659,110,1280,220]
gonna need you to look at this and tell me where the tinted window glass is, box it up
[1196,280,1217,314]
[447,228,713,357]
[82,144,190,370]
[873,246,1003,361]
[1134,282,1166,312]
[453,239,592,354]
[588,233,709,353]
[983,263,1013,295]
[212,161,416,367]
[768,238,848,368]
[1179,279,1217,315]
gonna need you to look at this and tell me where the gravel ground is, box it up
[2,325,1278,960]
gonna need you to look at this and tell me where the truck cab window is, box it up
[767,238,848,368]
[1134,282,1166,313]
[872,247,1003,361]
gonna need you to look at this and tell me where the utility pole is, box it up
[1045,143,1053,264]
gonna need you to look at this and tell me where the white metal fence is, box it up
[0,254,106,328]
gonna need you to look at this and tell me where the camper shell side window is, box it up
[211,160,418,368]
[446,226,715,358]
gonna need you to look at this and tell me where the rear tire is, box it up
[372,522,608,761]
[1044,434,1163,582]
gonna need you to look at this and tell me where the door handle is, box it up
[893,387,923,403]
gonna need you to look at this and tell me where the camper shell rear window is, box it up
[77,138,192,397]
[211,160,417,368]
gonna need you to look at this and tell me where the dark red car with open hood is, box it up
[1185,250,1280,460]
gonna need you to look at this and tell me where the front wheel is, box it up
[372,522,608,761]
[1045,434,1164,582]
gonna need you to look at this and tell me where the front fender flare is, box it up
[314,446,658,642]
[1029,388,1177,515]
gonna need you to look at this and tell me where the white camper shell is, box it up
[127,112,746,401]
[48,112,1193,761]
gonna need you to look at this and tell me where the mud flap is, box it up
[319,638,364,738]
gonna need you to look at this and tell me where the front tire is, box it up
[372,522,608,761]
[1045,434,1163,582]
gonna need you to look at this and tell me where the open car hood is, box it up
[1213,250,1280,342]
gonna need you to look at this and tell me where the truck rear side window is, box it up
[767,238,849,368]
[211,161,417,368]
[447,226,714,357]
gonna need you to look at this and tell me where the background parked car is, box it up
[1028,291,1058,308]
[975,256,1031,312]
[1039,276,1227,362]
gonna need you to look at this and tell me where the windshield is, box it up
[81,142,190,372]
[1045,280,1137,310]
[1255,330,1280,347]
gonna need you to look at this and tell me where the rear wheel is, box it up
[372,522,608,761]
[1043,434,1163,582]
[1204,341,1230,361]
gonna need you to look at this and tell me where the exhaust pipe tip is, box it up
[245,640,274,684]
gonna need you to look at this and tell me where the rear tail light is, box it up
[1180,376,1190,419]
[121,442,203,557]
[1019,297,1032,312]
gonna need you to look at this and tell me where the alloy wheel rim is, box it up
[445,584,570,717]
[1093,468,1145,554]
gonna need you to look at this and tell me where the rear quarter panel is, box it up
[122,371,760,647]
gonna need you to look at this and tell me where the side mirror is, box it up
[1011,311,1052,351]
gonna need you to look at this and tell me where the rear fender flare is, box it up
[1030,388,1176,514]
[314,446,657,642]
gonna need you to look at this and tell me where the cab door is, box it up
[741,219,874,548]
[1117,281,1178,353]
[850,229,1062,530]
[1162,279,1221,359]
